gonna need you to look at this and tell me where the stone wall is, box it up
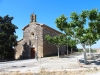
[15,22,44,59]
[15,13,67,59]
[22,22,43,58]
[15,39,31,59]
[42,25,66,57]
[34,23,43,57]
[15,39,23,59]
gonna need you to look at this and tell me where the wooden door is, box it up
[31,48,35,58]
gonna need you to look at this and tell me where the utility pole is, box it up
[36,25,38,60]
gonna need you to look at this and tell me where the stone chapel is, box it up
[15,13,67,59]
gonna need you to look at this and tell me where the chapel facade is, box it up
[15,13,67,59]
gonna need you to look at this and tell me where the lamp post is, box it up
[36,25,38,60]
[36,35,38,60]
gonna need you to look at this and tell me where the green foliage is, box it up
[84,9,100,46]
[91,49,97,53]
[55,8,100,64]
[45,34,65,57]
[45,34,64,47]
[55,14,78,53]
[56,8,100,47]
[0,15,18,59]
[69,39,77,47]
[78,49,83,52]
[55,15,68,31]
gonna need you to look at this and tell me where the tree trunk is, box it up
[83,50,87,64]
[0,55,1,60]
[89,45,91,55]
[67,43,68,55]
[57,47,60,58]
[71,47,72,54]
[81,43,87,64]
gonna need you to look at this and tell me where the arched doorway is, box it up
[30,47,35,58]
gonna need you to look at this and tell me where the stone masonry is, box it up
[15,13,66,59]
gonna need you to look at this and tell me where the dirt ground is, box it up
[0,52,100,75]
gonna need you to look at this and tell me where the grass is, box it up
[0,67,100,75]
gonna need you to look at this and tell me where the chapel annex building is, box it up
[15,13,67,59]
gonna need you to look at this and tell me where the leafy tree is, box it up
[62,36,77,54]
[55,9,100,64]
[69,11,88,64]
[86,9,100,55]
[69,39,77,54]
[70,9,100,64]
[45,34,64,57]
[55,15,70,55]
[61,35,70,55]
[85,30,97,55]
[0,15,18,59]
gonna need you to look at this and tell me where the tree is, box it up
[85,29,97,55]
[69,39,77,54]
[55,15,70,55]
[85,9,100,55]
[61,35,77,54]
[69,11,89,64]
[55,9,100,64]
[0,15,18,59]
[45,34,64,58]
[61,35,70,55]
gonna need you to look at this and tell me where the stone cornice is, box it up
[17,38,23,43]
[41,24,62,34]
[22,22,63,35]
[22,24,30,30]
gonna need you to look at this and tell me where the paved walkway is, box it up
[87,73,100,75]
[0,52,100,74]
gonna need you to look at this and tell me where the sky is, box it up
[0,0,100,48]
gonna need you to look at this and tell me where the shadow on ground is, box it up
[79,54,100,65]
[59,52,82,58]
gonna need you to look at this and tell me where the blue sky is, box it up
[0,0,100,48]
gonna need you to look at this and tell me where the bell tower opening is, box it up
[30,13,36,23]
